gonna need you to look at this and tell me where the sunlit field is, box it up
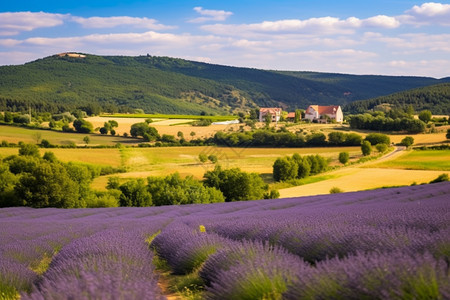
[368,150,450,171]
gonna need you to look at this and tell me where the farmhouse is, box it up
[58,52,86,58]
[305,105,343,123]
[259,108,282,122]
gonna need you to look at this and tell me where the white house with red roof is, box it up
[259,108,282,122]
[305,105,343,123]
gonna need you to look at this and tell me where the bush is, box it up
[199,154,208,163]
[18,143,40,157]
[375,143,388,153]
[400,136,414,147]
[361,141,372,156]
[204,166,269,202]
[119,179,152,207]
[330,187,344,193]
[338,152,349,164]
[73,119,94,133]
[365,133,390,145]
[429,173,449,184]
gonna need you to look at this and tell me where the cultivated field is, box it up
[1,182,448,299]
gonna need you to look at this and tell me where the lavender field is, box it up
[1,182,449,299]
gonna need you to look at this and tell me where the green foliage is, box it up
[18,143,40,157]
[429,173,449,184]
[338,152,350,164]
[400,136,414,147]
[361,140,372,156]
[130,122,160,141]
[198,154,208,163]
[345,83,450,115]
[73,118,93,133]
[273,154,328,182]
[148,173,224,206]
[208,155,218,164]
[447,129,450,140]
[330,186,344,193]
[418,110,432,123]
[349,113,426,133]
[203,166,270,202]
[119,179,152,207]
[365,133,390,145]
[375,143,388,153]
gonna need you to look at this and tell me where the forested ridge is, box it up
[0,53,449,115]
[344,83,450,115]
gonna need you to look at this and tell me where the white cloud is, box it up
[188,7,233,23]
[71,16,175,30]
[0,12,67,36]
[401,2,450,26]
[201,15,400,37]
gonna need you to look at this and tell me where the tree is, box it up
[203,166,269,202]
[446,129,450,140]
[14,161,79,208]
[177,131,184,139]
[365,133,390,145]
[208,155,218,164]
[119,179,152,207]
[294,109,302,123]
[361,140,372,156]
[99,127,108,134]
[273,157,298,182]
[73,119,93,133]
[199,153,208,163]
[338,152,349,164]
[18,143,40,157]
[83,136,90,145]
[328,132,346,146]
[130,122,160,141]
[400,136,414,147]
[264,113,272,127]
[148,173,224,206]
[418,110,432,123]
[375,143,388,153]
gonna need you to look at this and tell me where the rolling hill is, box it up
[344,83,450,115]
[0,53,449,115]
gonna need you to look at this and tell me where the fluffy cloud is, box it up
[188,7,233,23]
[201,15,399,37]
[0,12,67,36]
[401,2,450,26]
[71,16,175,30]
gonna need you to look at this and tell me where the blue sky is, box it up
[1,1,450,77]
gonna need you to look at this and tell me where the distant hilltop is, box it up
[57,52,86,58]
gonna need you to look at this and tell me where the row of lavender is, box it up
[151,182,450,299]
[1,182,449,299]
[0,209,170,299]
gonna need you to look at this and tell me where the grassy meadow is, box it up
[368,149,450,171]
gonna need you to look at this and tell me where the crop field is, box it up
[1,182,449,299]
[368,149,450,171]
[0,125,140,146]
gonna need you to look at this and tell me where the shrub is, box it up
[330,187,344,194]
[199,154,208,163]
[429,174,449,184]
[338,152,349,164]
[365,133,390,145]
[361,141,372,156]
[73,119,93,133]
[119,179,152,207]
[18,143,40,157]
[375,143,388,153]
[400,136,414,147]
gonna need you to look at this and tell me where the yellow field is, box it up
[86,116,244,140]
[279,168,448,198]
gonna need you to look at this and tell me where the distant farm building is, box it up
[58,52,86,58]
[305,105,343,123]
[259,108,282,122]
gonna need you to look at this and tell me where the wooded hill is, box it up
[344,83,450,115]
[0,53,449,115]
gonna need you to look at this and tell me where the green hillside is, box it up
[0,53,449,115]
[344,83,450,114]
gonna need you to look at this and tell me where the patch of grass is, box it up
[270,174,341,190]
[371,150,450,170]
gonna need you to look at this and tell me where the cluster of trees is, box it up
[348,113,426,133]
[105,166,279,206]
[0,144,120,208]
[213,129,363,148]
[273,154,329,182]
[203,166,279,201]
[344,83,450,115]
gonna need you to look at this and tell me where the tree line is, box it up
[0,144,279,208]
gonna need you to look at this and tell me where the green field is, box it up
[369,150,450,171]
[0,125,140,146]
